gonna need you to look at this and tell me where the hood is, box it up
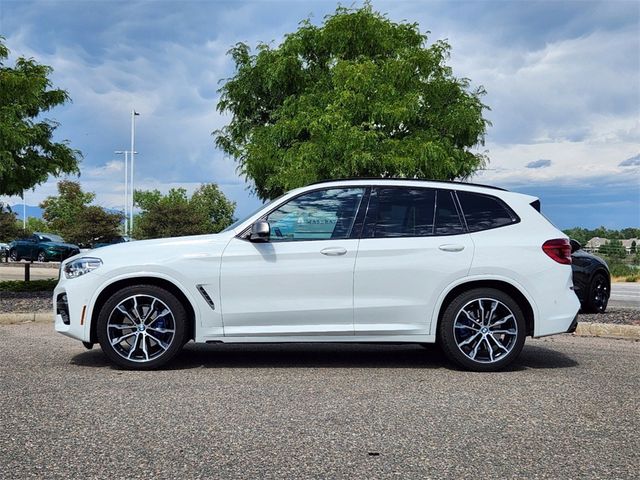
[78,231,236,269]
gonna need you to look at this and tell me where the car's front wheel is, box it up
[438,288,526,372]
[96,285,188,369]
[9,249,19,262]
[37,251,47,262]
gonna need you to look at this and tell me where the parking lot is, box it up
[0,323,638,479]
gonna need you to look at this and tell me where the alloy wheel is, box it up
[107,294,176,363]
[453,298,518,364]
[592,276,609,312]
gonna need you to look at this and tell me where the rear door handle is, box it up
[320,247,347,256]
[439,244,465,252]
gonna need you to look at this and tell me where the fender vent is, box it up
[196,285,216,310]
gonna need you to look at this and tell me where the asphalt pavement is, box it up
[610,282,640,308]
[0,323,638,479]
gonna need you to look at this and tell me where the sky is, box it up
[1,0,639,229]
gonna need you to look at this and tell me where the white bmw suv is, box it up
[54,179,579,371]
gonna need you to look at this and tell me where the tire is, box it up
[37,251,47,262]
[96,284,188,370]
[9,249,19,262]
[583,272,609,314]
[437,288,526,372]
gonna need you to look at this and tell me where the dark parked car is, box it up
[570,239,610,313]
[8,233,80,262]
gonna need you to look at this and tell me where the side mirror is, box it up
[570,239,581,254]
[249,220,270,243]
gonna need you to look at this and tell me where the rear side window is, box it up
[364,188,436,238]
[457,191,519,232]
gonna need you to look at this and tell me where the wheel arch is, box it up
[89,276,197,344]
[434,278,536,337]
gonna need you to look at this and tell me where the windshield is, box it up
[39,233,64,242]
[221,195,285,233]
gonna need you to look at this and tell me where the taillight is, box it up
[542,238,572,265]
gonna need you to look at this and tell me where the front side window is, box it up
[265,188,365,241]
[456,191,519,232]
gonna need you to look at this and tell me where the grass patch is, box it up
[0,279,58,292]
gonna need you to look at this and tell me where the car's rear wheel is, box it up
[96,285,187,369]
[9,249,19,262]
[438,288,526,372]
[37,251,47,262]
[583,272,609,314]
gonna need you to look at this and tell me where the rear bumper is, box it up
[565,314,579,334]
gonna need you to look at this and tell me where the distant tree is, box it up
[621,228,640,240]
[630,240,637,255]
[40,180,122,244]
[23,217,51,235]
[40,181,94,236]
[599,239,626,259]
[0,37,81,196]
[66,206,123,246]
[215,4,490,201]
[190,184,236,234]
[562,227,589,246]
[0,204,21,242]
[133,184,236,239]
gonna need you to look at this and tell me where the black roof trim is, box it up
[308,178,508,192]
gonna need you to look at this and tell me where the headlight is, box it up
[64,257,102,279]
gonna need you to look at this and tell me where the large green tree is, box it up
[215,4,490,201]
[40,180,122,245]
[0,37,81,196]
[133,184,235,239]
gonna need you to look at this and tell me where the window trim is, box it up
[237,185,370,243]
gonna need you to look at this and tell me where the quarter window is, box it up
[456,191,518,232]
[265,188,365,241]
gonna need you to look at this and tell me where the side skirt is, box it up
[198,334,436,344]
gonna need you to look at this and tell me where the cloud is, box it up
[619,154,640,167]
[526,159,552,169]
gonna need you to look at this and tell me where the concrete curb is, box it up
[0,312,51,325]
[574,322,640,340]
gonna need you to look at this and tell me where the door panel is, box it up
[354,187,473,335]
[220,238,359,336]
[354,234,474,334]
[219,186,366,337]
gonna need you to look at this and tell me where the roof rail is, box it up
[308,177,508,192]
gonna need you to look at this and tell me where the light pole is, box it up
[130,110,140,233]
[22,190,26,230]
[114,150,129,234]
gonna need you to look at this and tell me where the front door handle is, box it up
[320,247,347,256]
[439,244,465,252]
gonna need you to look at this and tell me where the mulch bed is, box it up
[1,292,638,326]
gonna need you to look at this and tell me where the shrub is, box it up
[0,279,58,292]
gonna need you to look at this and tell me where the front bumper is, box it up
[53,271,105,343]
